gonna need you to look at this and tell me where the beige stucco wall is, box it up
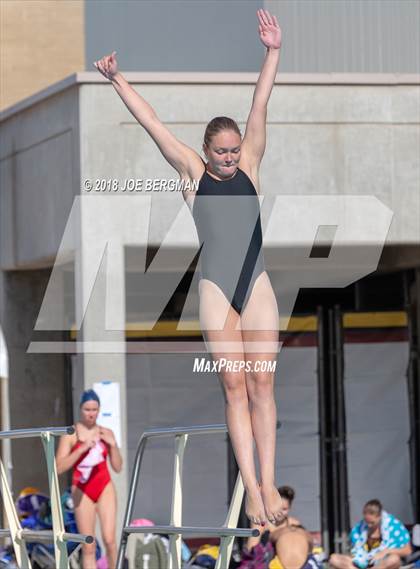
[0,0,84,111]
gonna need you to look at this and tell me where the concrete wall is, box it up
[0,85,81,269]
[2,75,419,270]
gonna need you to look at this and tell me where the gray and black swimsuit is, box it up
[192,162,265,315]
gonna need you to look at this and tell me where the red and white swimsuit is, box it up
[71,439,111,503]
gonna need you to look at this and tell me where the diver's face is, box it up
[80,401,99,426]
[204,130,241,178]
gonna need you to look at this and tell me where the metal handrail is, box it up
[116,423,258,569]
[136,424,228,438]
[0,426,74,439]
[122,525,259,538]
[0,426,93,569]
[0,528,93,544]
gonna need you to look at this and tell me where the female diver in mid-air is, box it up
[94,8,282,525]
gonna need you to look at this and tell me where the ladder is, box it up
[116,423,259,569]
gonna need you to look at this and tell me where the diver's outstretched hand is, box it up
[257,8,282,50]
[94,51,118,80]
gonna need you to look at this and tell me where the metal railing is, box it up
[0,427,93,569]
[116,423,259,569]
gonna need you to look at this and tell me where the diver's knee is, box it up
[247,370,274,401]
[222,373,248,403]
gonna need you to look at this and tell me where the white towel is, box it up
[76,440,105,483]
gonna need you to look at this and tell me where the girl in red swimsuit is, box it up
[56,389,123,569]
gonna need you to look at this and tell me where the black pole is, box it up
[404,269,420,521]
[334,305,350,551]
[328,307,340,552]
[317,305,331,555]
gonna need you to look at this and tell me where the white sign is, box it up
[93,381,121,447]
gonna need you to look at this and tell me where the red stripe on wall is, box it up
[343,329,409,343]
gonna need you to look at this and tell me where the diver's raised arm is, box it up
[253,10,281,107]
[241,9,281,169]
[94,52,201,177]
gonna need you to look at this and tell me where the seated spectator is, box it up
[241,486,320,569]
[246,486,301,552]
[329,499,412,569]
[270,523,320,569]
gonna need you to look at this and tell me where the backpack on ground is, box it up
[134,534,168,569]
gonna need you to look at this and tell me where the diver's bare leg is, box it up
[199,278,266,524]
[241,272,283,523]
